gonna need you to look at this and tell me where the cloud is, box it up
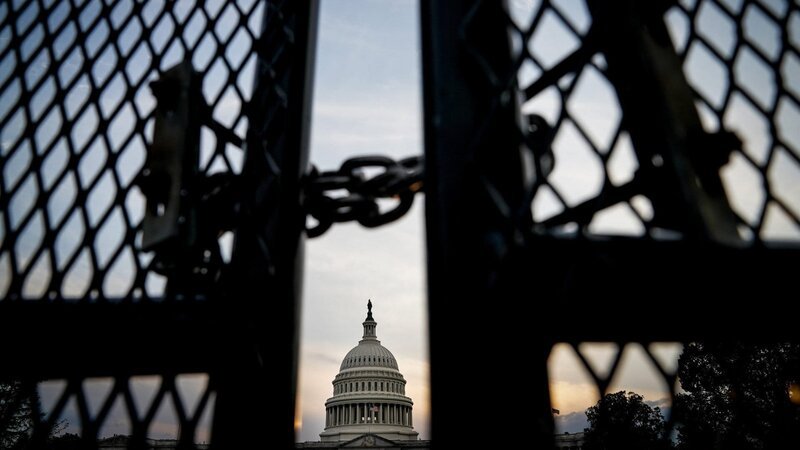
[309,96,422,170]
[555,410,589,434]
[307,351,343,365]
[645,397,672,410]
[550,380,601,415]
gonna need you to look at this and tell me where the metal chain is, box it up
[304,156,424,237]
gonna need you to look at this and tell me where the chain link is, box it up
[304,156,424,237]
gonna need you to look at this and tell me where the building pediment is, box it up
[341,433,396,447]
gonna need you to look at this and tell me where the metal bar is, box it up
[4,241,792,383]
[209,1,319,448]
[421,1,552,446]
[0,303,224,379]
[540,178,643,227]
[523,29,598,101]
[518,238,800,342]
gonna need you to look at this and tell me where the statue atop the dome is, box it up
[367,299,372,313]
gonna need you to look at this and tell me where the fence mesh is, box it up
[0,0,305,447]
[0,0,262,303]
[668,0,800,240]
[496,0,800,241]
[507,0,797,417]
[445,0,800,445]
[2,0,799,447]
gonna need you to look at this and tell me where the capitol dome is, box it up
[340,340,398,371]
[320,301,418,442]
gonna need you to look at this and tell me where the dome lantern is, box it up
[362,299,377,340]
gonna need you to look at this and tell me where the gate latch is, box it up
[136,61,239,289]
[137,60,202,257]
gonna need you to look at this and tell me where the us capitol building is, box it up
[296,301,584,449]
[296,301,430,449]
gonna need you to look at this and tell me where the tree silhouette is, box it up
[0,380,34,449]
[0,380,67,449]
[583,390,668,450]
[674,342,800,450]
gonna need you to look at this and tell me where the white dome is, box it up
[320,301,418,442]
[340,341,398,370]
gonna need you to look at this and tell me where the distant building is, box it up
[97,435,209,449]
[295,301,584,449]
[296,433,430,449]
[320,301,419,443]
[554,431,585,449]
[296,301,429,449]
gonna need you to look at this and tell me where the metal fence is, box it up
[1,0,316,448]
[422,0,799,447]
[1,0,798,448]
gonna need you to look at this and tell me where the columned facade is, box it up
[320,301,419,442]
[324,403,415,428]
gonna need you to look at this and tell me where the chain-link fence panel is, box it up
[0,0,316,447]
[422,0,799,448]
[0,0,266,302]
[666,0,800,241]
[499,0,800,242]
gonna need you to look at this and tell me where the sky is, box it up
[296,0,429,441]
[0,0,798,444]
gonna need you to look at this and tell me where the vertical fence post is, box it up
[421,1,553,446]
[210,1,319,448]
